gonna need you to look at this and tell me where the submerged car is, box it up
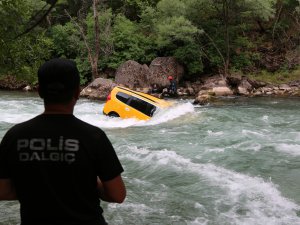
[103,86,172,120]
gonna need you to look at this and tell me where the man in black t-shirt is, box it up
[0,58,126,225]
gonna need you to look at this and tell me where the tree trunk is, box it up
[65,0,100,81]
[223,0,230,77]
[92,0,100,80]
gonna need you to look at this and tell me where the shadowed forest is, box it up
[1,0,300,86]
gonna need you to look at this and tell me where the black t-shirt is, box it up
[0,114,124,225]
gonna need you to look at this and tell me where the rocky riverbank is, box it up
[1,74,299,105]
[79,57,300,104]
[191,75,300,105]
[1,57,300,104]
[79,75,300,105]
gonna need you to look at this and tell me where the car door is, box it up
[116,91,132,117]
[128,96,156,118]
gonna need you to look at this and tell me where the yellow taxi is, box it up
[103,86,172,120]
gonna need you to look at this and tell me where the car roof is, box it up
[113,86,171,108]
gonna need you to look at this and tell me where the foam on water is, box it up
[121,146,300,225]
[0,99,43,124]
[205,147,225,153]
[0,202,20,223]
[109,202,158,215]
[261,115,269,122]
[189,217,209,225]
[1,93,300,225]
[145,102,195,126]
[0,97,195,129]
[203,141,262,154]
[207,130,224,136]
[230,141,263,152]
[107,201,167,225]
[0,96,195,128]
[241,129,268,138]
[75,101,195,128]
[275,143,300,156]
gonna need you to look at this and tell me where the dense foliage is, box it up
[0,0,299,84]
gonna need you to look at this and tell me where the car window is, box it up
[129,96,156,117]
[116,92,130,104]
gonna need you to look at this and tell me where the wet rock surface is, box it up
[1,58,299,104]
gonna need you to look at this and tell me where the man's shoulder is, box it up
[1,116,41,141]
[73,116,99,129]
[9,115,41,130]
[72,116,106,135]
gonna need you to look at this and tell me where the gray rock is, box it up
[279,84,292,91]
[80,78,116,100]
[115,60,151,88]
[148,57,184,88]
[212,86,234,96]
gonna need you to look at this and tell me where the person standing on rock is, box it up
[167,75,177,96]
[0,58,126,225]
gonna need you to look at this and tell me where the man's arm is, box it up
[97,176,126,203]
[0,179,17,200]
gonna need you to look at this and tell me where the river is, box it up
[0,91,299,225]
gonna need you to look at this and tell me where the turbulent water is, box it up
[0,91,300,225]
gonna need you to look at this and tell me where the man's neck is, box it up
[43,103,74,114]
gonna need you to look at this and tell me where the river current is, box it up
[0,91,299,225]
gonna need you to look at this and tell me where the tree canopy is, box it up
[0,0,299,84]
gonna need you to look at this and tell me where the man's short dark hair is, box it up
[38,58,80,104]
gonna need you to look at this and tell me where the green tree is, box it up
[272,0,300,44]
[185,0,276,76]
[108,14,156,69]
[106,0,159,20]
[50,22,81,58]
[0,0,53,83]
[154,0,203,76]
[76,6,115,82]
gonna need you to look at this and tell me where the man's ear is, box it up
[74,87,80,100]
[37,85,44,99]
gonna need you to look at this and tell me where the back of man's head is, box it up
[38,58,80,104]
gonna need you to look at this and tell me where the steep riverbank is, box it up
[189,75,300,105]
[79,74,300,105]
[1,73,299,105]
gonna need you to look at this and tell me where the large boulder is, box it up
[198,75,227,90]
[148,57,184,88]
[80,78,117,100]
[0,75,28,90]
[212,86,234,96]
[114,60,151,88]
[193,93,215,105]
[114,57,184,90]
[237,77,253,95]
[193,75,234,105]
